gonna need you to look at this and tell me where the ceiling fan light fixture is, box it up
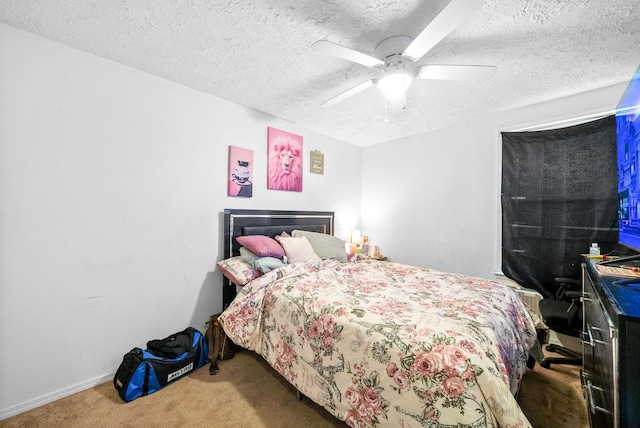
[377,70,413,98]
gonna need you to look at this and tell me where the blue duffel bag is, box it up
[113,327,209,402]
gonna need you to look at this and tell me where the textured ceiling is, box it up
[1,0,638,146]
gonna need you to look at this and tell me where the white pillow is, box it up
[277,236,321,264]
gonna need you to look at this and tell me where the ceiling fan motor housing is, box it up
[374,35,414,71]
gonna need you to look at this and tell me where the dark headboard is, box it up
[221,209,335,306]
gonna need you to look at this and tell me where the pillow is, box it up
[239,246,260,265]
[239,246,286,273]
[254,257,287,273]
[236,235,285,258]
[277,236,322,264]
[217,256,261,286]
[291,230,347,262]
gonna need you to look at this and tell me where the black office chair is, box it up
[538,277,583,369]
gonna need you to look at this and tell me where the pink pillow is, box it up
[236,235,285,258]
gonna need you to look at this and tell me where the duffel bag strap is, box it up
[142,363,150,396]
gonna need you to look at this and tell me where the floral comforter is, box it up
[220,256,536,428]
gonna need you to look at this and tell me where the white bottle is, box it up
[589,243,600,256]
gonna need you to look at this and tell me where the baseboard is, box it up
[0,371,115,420]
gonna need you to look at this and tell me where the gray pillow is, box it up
[254,257,286,273]
[239,246,286,273]
[239,246,260,265]
[291,230,347,262]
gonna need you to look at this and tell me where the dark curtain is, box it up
[501,116,622,298]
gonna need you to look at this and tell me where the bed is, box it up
[218,209,537,428]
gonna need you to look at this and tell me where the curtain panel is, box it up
[501,116,619,298]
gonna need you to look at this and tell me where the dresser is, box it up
[582,259,640,428]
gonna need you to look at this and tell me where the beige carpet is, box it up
[1,348,588,428]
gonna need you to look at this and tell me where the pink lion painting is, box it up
[267,127,303,192]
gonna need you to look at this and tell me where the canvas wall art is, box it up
[267,127,303,192]
[228,145,253,197]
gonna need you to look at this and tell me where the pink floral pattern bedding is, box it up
[220,255,536,428]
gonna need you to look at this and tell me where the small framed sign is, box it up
[310,150,324,175]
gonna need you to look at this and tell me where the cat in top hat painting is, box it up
[228,146,253,197]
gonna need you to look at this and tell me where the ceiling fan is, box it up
[312,0,496,108]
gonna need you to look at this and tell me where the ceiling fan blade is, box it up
[321,80,376,107]
[403,0,484,62]
[312,40,383,68]
[416,64,496,81]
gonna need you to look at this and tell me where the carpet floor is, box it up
[1,348,588,428]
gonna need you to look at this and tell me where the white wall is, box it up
[361,82,628,279]
[0,24,361,418]
[361,120,501,276]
